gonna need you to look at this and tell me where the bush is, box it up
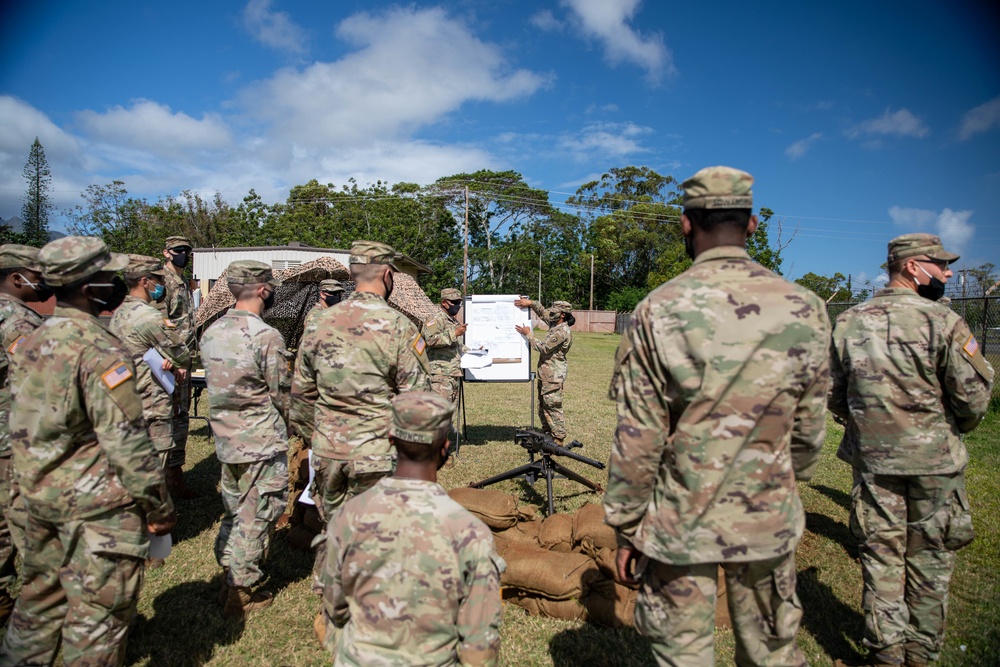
[605,286,648,313]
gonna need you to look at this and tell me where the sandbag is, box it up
[572,503,617,550]
[448,488,533,530]
[505,590,588,622]
[538,513,573,552]
[591,547,639,590]
[584,580,636,628]
[494,519,541,547]
[500,543,602,600]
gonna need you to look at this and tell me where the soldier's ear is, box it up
[680,214,692,237]
[746,215,759,237]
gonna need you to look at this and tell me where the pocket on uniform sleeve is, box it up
[943,487,975,551]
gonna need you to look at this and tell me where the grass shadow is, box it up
[798,566,864,664]
[812,484,852,511]
[464,424,518,445]
[805,512,859,560]
[127,579,245,666]
[549,623,656,667]
[171,446,225,546]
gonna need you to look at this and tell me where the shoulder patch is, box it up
[963,335,979,357]
[101,362,134,389]
[959,333,991,381]
[412,334,427,356]
[7,336,26,356]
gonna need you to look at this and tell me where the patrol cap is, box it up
[0,244,42,271]
[350,240,400,270]
[550,300,573,314]
[441,288,462,301]
[389,391,454,445]
[887,233,959,265]
[681,166,754,210]
[125,254,168,277]
[39,236,129,286]
[319,279,344,293]
[164,236,193,251]
[226,260,282,287]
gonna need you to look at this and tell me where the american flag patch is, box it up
[101,362,133,389]
[964,335,979,356]
[412,335,427,356]
[7,336,26,355]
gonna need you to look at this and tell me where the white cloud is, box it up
[888,205,975,254]
[76,100,233,158]
[957,95,1000,141]
[847,108,929,140]
[238,7,549,148]
[560,0,674,82]
[530,10,565,31]
[243,0,308,54]
[559,121,652,161]
[785,132,822,160]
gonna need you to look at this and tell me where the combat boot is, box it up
[223,586,273,618]
[218,568,230,605]
[165,466,197,499]
[0,591,15,626]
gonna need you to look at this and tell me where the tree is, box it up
[794,271,851,302]
[66,181,148,254]
[966,263,997,297]
[20,137,52,247]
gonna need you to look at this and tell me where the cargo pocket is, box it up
[848,481,870,542]
[766,564,803,641]
[147,419,173,453]
[943,487,975,551]
[81,520,149,613]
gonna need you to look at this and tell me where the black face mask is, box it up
[445,302,462,316]
[86,276,128,311]
[169,250,190,269]
[322,294,341,307]
[383,272,394,300]
[683,233,696,260]
[915,265,946,302]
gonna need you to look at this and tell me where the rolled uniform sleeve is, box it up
[422,313,458,348]
[527,327,569,355]
[827,332,850,421]
[84,351,173,523]
[456,535,503,667]
[258,328,292,424]
[791,309,831,481]
[603,307,671,543]
[145,319,191,369]
[943,321,994,432]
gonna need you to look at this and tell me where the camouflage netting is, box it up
[195,256,439,350]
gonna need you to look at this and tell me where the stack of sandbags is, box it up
[447,487,538,530]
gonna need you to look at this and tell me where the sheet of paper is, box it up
[299,450,316,505]
[461,352,493,369]
[142,348,176,395]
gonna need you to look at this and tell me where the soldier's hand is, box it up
[148,512,177,536]
[161,359,174,371]
[514,298,531,309]
[515,324,531,336]
[455,323,468,336]
[175,367,188,380]
[616,545,641,586]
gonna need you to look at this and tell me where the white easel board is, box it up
[462,295,532,382]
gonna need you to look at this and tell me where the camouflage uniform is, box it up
[156,236,196,471]
[319,391,503,666]
[201,261,291,590]
[604,167,831,667]
[422,287,468,405]
[829,233,993,666]
[0,236,173,667]
[523,300,573,440]
[0,245,45,608]
[304,279,345,331]
[109,256,191,467]
[290,241,430,593]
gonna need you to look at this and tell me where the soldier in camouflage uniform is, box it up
[201,260,291,617]
[304,279,345,330]
[604,167,831,667]
[829,234,993,667]
[0,236,175,667]
[291,240,430,594]
[422,287,468,406]
[514,298,574,443]
[109,255,191,471]
[319,391,503,666]
[0,245,48,623]
[158,235,197,498]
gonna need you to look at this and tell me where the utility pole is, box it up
[537,247,542,302]
[463,187,469,297]
[589,253,594,311]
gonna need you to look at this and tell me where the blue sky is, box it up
[2,0,998,287]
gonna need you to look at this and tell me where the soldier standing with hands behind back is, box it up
[829,233,993,667]
[604,167,831,666]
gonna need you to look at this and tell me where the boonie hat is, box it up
[350,240,400,270]
[682,166,754,210]
[319,279,344,293]
[389,391,454,445]
[39,236,129,286]
[887,233,959,265]
[0,244,42,271]
[441,288,462,301]
[226,260,282,287]
[125,254,168,277]
[165,236,193,251]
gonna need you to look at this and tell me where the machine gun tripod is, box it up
[471,427,605,515]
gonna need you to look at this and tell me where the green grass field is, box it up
[123,332,1000,666]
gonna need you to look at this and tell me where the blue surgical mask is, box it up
[149,283,166,302]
